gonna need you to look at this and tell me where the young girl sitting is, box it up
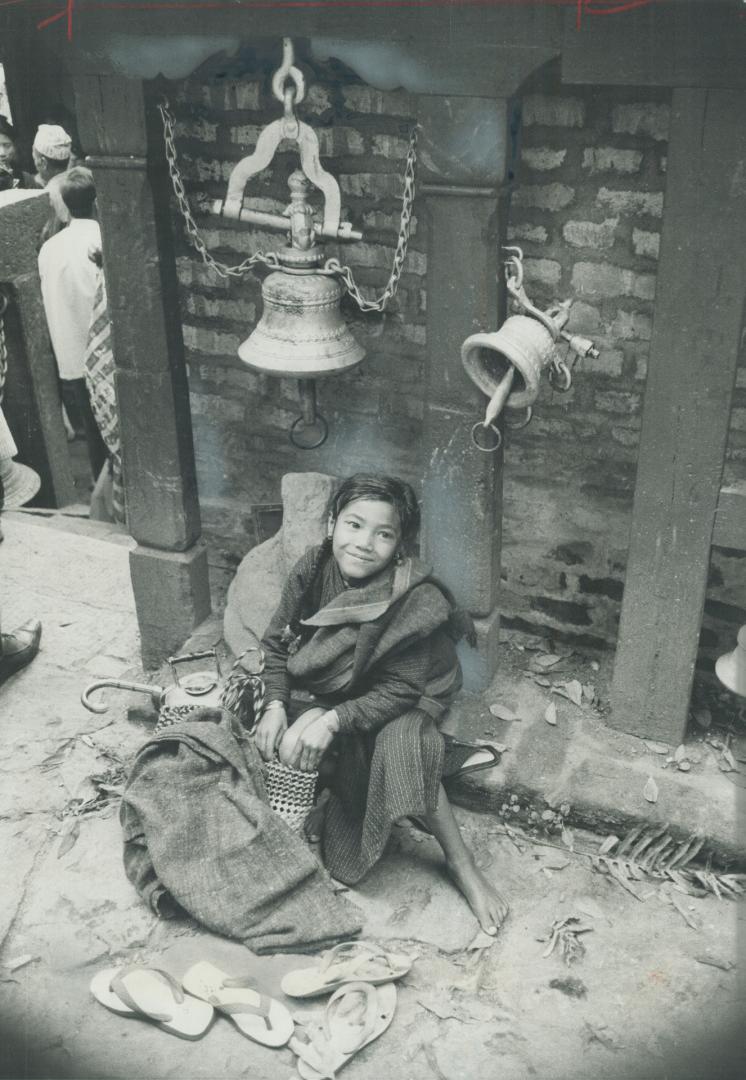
[254,473,508,936]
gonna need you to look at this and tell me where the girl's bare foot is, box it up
[446,855,509,935]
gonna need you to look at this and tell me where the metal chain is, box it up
[0,291,8,406]
[158,99,279,280]
[324,125,419,313]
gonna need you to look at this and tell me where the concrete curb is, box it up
[444,671,745,867]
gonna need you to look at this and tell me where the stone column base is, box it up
[130,541,211,668]
[458,607,501,692]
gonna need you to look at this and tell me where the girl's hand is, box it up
[288,711,339,773]
[254,704,288,761]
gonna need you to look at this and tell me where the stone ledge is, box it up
[444,666,744,866]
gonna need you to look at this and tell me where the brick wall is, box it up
[165,61,745,671]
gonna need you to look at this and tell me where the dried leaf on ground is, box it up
[582,683,596,704]
[643,776,659,803]
[561,827,575,852]
[591,660,600,671]
[489,703,519,722]
[643,740,670,755]
[542,916,593,963]
[540,853,570,871]
[532,676,552,687]
[719,746,737,772]
[673,744,688,763]
[677,761,692,772]
[545,702,558,726]
[583,1022,619,1051]
[57,820,80,859]
[40,740,74,770]
[598,835,619,855]
[660,885,701,930]
[522,635,546,651]
[534,653,563,669]
[6,955,35,972]
[565,680,583,707]
[693,953,735,972]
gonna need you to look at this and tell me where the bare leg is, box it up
[423,783,509,935]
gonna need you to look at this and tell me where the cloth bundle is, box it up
[120,709,362,953]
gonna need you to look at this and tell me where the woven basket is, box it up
[262,758,318,833]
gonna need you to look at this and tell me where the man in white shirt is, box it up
[38,167,108,481]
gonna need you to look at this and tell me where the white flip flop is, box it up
[281,940,412,999]
[90,965,214,1040]
[290,981,397,1080]
[181,960,293,1048]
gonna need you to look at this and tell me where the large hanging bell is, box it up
[715,625,746,697]
[239,249,364,379]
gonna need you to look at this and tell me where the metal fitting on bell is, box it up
[715,625,746,697]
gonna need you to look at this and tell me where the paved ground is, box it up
[1,512,744,1080]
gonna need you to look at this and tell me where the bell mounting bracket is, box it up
[214,38,362,247]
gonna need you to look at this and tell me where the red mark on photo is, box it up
[37,0,76,41]
[577,0,655,31]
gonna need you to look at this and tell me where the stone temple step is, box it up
[4,507,133,547]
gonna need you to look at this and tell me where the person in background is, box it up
[0,116,35,189]
[30,124,71,189]
[38,166,108,484]
[0,403,42,686]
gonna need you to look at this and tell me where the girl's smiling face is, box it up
[332,498,401,582]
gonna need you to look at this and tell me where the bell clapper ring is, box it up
[471,420,502,453]
[290,378,329,449]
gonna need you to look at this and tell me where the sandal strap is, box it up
[110,966,184,1023]
[208,974,277,1032]
[319,941,393,984]
[292,1031,337,1079]
[324,981,379,1053]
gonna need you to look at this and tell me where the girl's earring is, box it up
[394,550,404,566]
[326,518,334,540]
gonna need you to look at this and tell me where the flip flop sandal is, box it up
[181,960,293,1048]
[281,940,412,999]
[442,737,503,780]
[289,981,397,1080]
[90,965,213,1041]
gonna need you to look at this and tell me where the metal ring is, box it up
[272,66,306,107]
[290,412,328,450]
[549,360,572,392]
[504,405,533,430]
[470,421,502,453]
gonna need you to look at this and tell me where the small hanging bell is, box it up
[461,312,564,414]
[715,625,746,697]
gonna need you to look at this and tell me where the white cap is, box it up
[33,124,72,161]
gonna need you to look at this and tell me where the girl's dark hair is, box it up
[0,117,16,142]
[327,473,420,546]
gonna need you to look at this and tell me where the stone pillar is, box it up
[418,96,513,689]
[610,89,746,744]
[72,74,210,667]
[0,193,75,506]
